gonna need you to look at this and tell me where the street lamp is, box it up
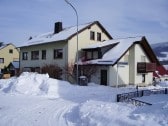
[64,0,79,84]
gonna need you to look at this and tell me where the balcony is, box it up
[137,62,156,73]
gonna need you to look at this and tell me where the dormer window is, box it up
[90,31,95,40]
[85,50,99,60]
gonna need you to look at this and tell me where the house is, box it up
[79,36,160,87]
[19,21,112,81]
[7,61,20,76]
[153,65,168,82]
[0,42,19,74]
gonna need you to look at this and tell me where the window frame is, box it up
[31,51,39,60]
[9,49,13,54]
[42,50,46,60]
[90,31,95,40]
[0,58,4,63]
[86,50,99,60]
[97,32,101,41]
[22,52,28,60]
[53,49,63,59]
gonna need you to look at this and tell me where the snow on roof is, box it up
[11,61,20,69]
[20,22,93,47]
[80,36,143,65]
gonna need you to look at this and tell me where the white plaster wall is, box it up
[68,23,111,64]
[133,44,153,85]
[109,57,129,87]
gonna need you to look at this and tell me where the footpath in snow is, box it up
[0,72,168,126]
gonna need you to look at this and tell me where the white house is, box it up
[79,36,159,87]
[19,21,112,81]
[19,21,159,86]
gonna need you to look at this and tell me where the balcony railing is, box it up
[137,62,156,73]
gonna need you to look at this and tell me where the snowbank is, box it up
[0,72,168,126]
[159,80,168,87]
[0,72,72,98]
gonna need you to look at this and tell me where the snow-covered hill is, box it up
[151,42,168,59]
[151,42,168,69]
[0,72,168,126]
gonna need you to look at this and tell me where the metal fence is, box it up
[117,88,168,106]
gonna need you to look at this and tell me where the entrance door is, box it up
[101,70,107,85]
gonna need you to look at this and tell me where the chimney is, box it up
[54,22,62,34]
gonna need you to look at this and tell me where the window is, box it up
[90,31,95,40]
[86,51,92,60]
[31,51,39,60]
[93,51,98,59]
[22,52,28,60]
[42,50,46,60]
[86,50,98,60]
[142,74,146,83]
[54,49,63,59]
[0,58,4,63]
[9,49,13,54]
[97,32,101,41]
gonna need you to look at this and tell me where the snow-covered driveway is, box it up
[0,94,77,126]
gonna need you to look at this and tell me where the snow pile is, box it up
[159,80,168,87]
[0,72,168,126]
[0,72,72,98]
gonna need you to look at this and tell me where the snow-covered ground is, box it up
[0,72,168,126]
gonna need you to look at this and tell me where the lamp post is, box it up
[64,0,79,84]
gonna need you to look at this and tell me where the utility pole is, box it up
[64,0,79,84]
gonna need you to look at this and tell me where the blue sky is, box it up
[0,0,168,46]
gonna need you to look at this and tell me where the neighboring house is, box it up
[0,42,19,74]
[79,36,160,87]
[7,61,20,76]
[19,21,112,80]
[153,65,168,81]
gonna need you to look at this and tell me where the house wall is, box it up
[109,52,130,87]
[20,23,111,70]
[90,65,109,85]
[0,44,19,70]
[20,41,68,69]
[68,23,111,64]
[107,44,153,87]
[133,44,153,86]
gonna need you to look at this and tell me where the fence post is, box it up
[141,90,144,97]
[117,94,120,102]
[165,88,167,94]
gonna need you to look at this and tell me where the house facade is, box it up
[19,21,159,86]
[19,21,112,80]
[0,42,19,74]
[80,37,159,86]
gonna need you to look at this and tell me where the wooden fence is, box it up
[117,88,168,106]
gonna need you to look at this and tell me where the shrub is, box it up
[41,64,62,79]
